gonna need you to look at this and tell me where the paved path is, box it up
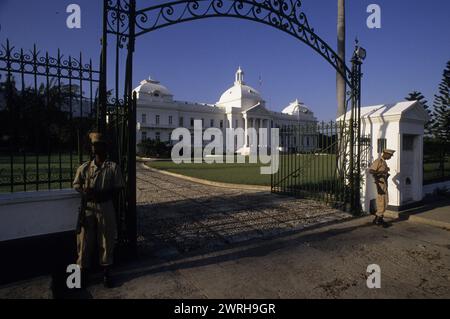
[135,164,350,257]
[386,198,450,230]
[1,166,449,299]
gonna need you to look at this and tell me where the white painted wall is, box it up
[0,190,78,242]
[342,102,430,212]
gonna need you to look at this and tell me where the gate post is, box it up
[99,0,108,133]
[350,41,365,214]
[125,0,137,256]
[126,91,137,256]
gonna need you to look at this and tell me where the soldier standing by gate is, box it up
[73,132,124,288]
[369,149,395,228]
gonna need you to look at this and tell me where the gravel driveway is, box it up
[136,164,351,257]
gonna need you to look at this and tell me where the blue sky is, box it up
[0,0,449,121]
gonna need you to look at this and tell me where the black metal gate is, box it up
[272,119,370,213]
[0,40,100,193]
[100,0,365,252]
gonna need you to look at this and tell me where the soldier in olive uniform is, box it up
[73,132,124,288]
[369,149,395,228]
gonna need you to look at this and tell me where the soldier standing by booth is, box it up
[369,149,395,228]
[73,132,124,288]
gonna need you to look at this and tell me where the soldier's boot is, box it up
[103,266,114,289]
[378,217,391,228]
[374,216,391,228]
[372,216,379,225]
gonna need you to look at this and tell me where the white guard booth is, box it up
[339,101,430,213]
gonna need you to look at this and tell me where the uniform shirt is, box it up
[73,159,124,215]
[73,159,124,192]
[369,157,390,194]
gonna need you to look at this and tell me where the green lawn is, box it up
[147,160,271,185]
[148,155,450,187]
[0,153,90,192]
[423,159,450,184]
[146,154,338,186]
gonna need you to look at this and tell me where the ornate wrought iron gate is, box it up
[0,40,100,193]
[100,0,365,253]
[272,119,370,213]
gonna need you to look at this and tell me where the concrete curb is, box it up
[140,163,271,192]
[408,215,450,231]
[385,209,450,231]
[136,157,163,162]
[384,211,401,219]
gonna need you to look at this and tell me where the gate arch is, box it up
[100,0,365,252]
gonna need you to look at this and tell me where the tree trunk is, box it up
[336,0,347,189]
[337,0,346,118]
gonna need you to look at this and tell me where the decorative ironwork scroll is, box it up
[104,0,352,85]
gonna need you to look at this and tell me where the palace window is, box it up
[210,119,214,127]
[141,131,147,141]
[169,116,173,125]
[141,113,146,124]
[220,120,223,129]
[155,132,160,141]
[190,118,194,127]
[179,117,184,126]
[156,115,160,125]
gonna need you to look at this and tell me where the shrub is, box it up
[137,139,172,158]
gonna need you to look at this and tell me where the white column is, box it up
[244,114,248,147]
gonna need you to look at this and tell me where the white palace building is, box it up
[134,68,317,154]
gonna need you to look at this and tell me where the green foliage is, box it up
[405,90,433,135]
[405,90,431,113]
[431,61,450,143]
[0,77,95,152]
[423,136,450,183]
[137,139,172,158]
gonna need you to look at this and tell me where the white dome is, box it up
[134,78,173,98]
[218,84,262,104]
[217,67,263,109]
[282,99,312,115]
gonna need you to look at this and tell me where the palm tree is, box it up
[336,0,347,182]
[337,0,346,118]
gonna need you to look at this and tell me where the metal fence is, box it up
[271,121,371,212]
[423,138,450,185]
[0,40,100,192]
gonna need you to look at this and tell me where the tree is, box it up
[428,61,450,177]
[432,61,450,143]
[405,90,433,135]
[137,138,172,158]
[0,76,95,152]
[336,0,346,118]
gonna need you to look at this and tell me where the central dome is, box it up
[217,67,263,109]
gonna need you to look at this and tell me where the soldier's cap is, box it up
[382,149,395,155]
[89,132,107,144]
